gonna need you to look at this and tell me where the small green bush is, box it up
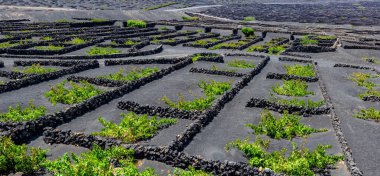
[193,38,219,46]
[162,94,215,111]
[241,27,255,37]
[198,80,232,97]
[243,16,255,22]
[349,72,378,89]
[362,56,380,64]
[270,96,324,108]
[98,67,159,82]
[127,20,147,28]
[87,47,121,55]
[348,72,380,99]
[40,36,53,41]
[162,38,177,43]
[91,18,107,23]
[0,101,46,122]
[300,36,318,46]
[226,137,343,176]
[268,45,287,55]
[246,110,327,139]
[162,80,231,111]
[227,59,256,68]
[210,40,248,50]
[65,38,87,45]
[0,42,17,48]
[315,35,336,40]
[191,53,220,62]
[93,112,177,142]
[45,80,103,105]
[44,145,155,175]
[173,166,211,176]
[247,45,266,52]
[284,64,316,77]
[182,16,199,21]
[34,45,64,51]
[0,137,47,174]
[124,40,140,45]
[359,89,380,99]
[210,64,237,73]
[354,107,380,122]
[14,64,58,74]
[248,37,286,53]
[272,80,314,96]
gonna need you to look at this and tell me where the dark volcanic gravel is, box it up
[202,2,380,26]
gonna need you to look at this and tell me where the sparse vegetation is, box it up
[210,40,248,50]
[198,80,232,97]
[34,45,64,51]
[270,96,325,108]
[315,35,337,40]
[40,36,53,41]
[268,44,287,55]
[98,67,159,82]
[0,137,47,174]
[45,80,103,105]
[284,64,316,77]
[144,2,178,10]
[124,39,140,45]
[173,166,212,176]
[126,20,147,28]
[227,59,256,68]
[362,56,380,64]
[193,38,219,46]
[349,72,378,89]
[0,41,20,48]
[87,47,121,55]
[13,64,58,74]
[0,101,46,122]
[226,137,343,176]
[162,38,177,43]
[243,16,255,22]
[247,45,266,52]
[161,80,231,111]
[359,89,380,99]
[272,80,314,96]
[210,64,237,73]
[56,19,70,23]
[248,37,286,52]
[90,18,107,23]
[93,112,177,142]
[354,107,380,122]
[191,53,219,62]
[300,36,319,46]
[182,16,199,21]
[241,27,255,37]
[161,94,215,111]
[65,37,87,45]
[246,110,327,140]
[44,145,155,175]
[348,72,380,99]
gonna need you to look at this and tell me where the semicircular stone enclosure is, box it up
[0,7,379,176]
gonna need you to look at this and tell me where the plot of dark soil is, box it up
[202,2,380,26]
